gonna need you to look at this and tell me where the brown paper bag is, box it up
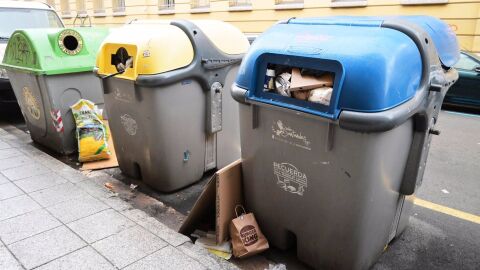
[230,205,269,258]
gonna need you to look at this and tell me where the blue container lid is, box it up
[235,16,459,119]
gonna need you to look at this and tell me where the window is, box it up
[76,0,87,15]
[400,0,448,5]
[112,0,126,14]
[455,53,479,71]
[229,0,252,11]
[60,0,71,16]
[274,0,303,10]
[159,0,175,11]
[191,0,209,9]
[93,0,106,16]
[330,0,367,8]
[229,0,251,7]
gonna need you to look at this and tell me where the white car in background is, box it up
[0,0,63,110]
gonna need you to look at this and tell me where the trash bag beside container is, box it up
[232,16,459,270]
[96,20,249,192]
[1,27,110,154]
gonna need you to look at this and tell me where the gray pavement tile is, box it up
[56,167,88,184]
[0,149,23,160]
[8,226,86,269]
[1,163,50,181]
[35,246,115,270]
[0,141,11,150]
[92,225,167,269]
[0,195,42,221]
[14,173,68,193]
[0,174,9,185]
[124,245,206,270]
[0,183,24,201]
[0,245,23,270]
[0,155,33,171]
[29,182,89,207]
[178,242,239,270]
[99,196,133,212]
[67,209,135,243]
[122,209,190,247]
[0,209,62,244]
[75,179,115,200]
[47,195,109,224]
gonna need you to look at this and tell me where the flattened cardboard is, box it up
[290,68,333,91]
[179,160,243,244]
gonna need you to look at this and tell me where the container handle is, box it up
[100,57,133,80]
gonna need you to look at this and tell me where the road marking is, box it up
[445,110,480,118]
[414,198,480,225]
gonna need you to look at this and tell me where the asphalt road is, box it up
[1,107,479,270]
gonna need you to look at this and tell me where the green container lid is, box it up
[1,27,110,75]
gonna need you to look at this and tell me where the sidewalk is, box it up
[0,124,237,270]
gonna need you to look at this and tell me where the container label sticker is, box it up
[120,114,137,136]
[273,162,308,196]
[22,87,41,120]
[271,120,311,150]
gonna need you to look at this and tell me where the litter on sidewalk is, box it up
[71,99,110,163]
[179,160,270,260]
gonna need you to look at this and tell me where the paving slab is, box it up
[47,195,109,224]
[0,209,61,244]
[14,172,68,193]
[0,148,23,160]
[0,174,9,185]
[29,182,89,207]
[0,195,42,221]
[0,155,33,171]
[1,163,51,181]
[67,209,135,243]
[0,141,11,150]
[0,245,23,270]
[8,226,86,269]
[35,246,115,270]
[0,183,24,201]
[178,242,239,270]
[122,208,191,247]
[92,225,167,269]
[124,245,206,270]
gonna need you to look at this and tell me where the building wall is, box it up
[42,0,480,53]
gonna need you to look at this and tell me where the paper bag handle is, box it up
[235,204,246,218]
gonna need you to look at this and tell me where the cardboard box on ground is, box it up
[180,160,268,259]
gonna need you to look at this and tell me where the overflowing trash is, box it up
[71,99,111,162]
[264,66,334,106]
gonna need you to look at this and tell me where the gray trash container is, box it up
[96,20,249,192]
[231,16,459,270]
[1,28,109,154]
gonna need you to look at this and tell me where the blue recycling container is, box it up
[232,16,459,270]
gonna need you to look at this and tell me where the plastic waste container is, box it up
[1,28,109,154]
[96,20,249,192]
[231,16,459,270]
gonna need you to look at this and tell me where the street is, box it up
[0,105,478,269]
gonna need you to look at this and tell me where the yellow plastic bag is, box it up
[71,99,111,162]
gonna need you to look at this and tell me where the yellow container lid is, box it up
[96,23,194,81]
[96,20,249,81]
